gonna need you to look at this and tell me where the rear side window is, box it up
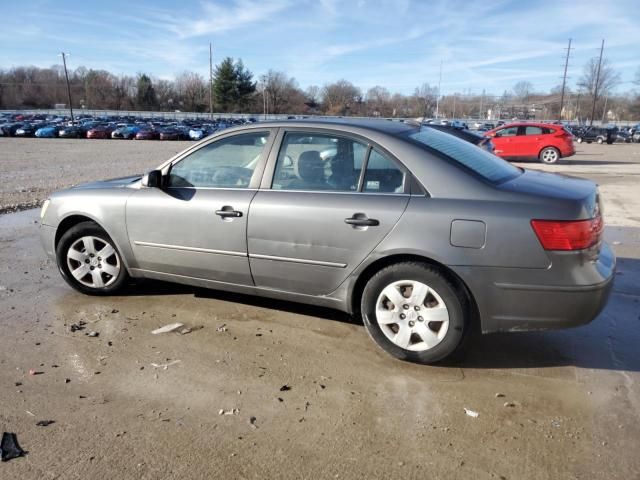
[272,132,367,191]
[524,126,543,135]
[407,128,521,184]
[363,149,405,193]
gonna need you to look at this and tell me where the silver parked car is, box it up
[40,119,615,364]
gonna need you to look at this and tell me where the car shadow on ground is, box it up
[117,257,640,372]
[564,160,636,166]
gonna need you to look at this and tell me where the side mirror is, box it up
[487,132,496,138]
[142,170,162,188]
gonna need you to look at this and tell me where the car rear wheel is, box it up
[576,137,583,143]
[361,262,468,364]
[539,147,560,164]
[597,137,604,144]
[56,221,128,295]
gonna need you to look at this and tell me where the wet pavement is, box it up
[1,143,640,479]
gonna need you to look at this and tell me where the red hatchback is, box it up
[485,123,575,164]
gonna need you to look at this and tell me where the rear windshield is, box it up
[407,128,521,184]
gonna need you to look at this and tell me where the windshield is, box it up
[407,128,521,184]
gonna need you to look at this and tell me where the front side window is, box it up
[495,126,518,137]
[272,132,367,191]
[168,132,269,188]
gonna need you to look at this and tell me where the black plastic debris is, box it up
[279,385,291,392]
[36,420,55,427]
[70,321,87,332]
[1,432,25,462]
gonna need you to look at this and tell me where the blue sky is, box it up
[2,0,639,95]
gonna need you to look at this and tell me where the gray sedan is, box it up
[40,119,615,364]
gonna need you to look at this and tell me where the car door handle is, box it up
[215,207,243,218]
[345,216,379,227]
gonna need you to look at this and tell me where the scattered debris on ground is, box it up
[504,402,517,408]
[151,323,184,334]
[151,360,181,370]
[495,393,505,398]
[279,385,292,392]
[216,324,228,332]
[86,331,99,337]
[1,432,26,462]
[36,420,55,427]
[70,321,86,332]
[464,408,479,418]
[218,408,239,416]
[249,416,258,429]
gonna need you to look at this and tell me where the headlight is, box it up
[40,199,50,219]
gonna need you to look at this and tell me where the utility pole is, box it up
[209,42,213,119]
[559,38,572,121]
[590,39,605,126]
[60,52,74,123]
[601,95,608,123]
[435,59,443,118]
[479,89,485,120]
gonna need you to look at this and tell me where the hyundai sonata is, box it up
[40,119,614,363]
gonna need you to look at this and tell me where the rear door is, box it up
[491,125,519,158]
[125,129,275,285]
[247,129,410,296]
[517,125,545,158]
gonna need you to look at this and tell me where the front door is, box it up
[491,125,519,158]
[126,130,274,285]
[247,130,410,296]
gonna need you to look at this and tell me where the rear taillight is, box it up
[531,216,603,251]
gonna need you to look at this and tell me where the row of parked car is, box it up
[0,113,258,141]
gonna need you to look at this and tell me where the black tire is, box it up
[539,146,560,164]
[360,262,468,364]
[56,221,128,295]
[596,137,604,144]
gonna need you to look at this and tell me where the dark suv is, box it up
[574,126,616,144]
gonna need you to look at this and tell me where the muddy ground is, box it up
[0,138,639,479]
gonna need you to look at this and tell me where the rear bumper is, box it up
[453,242,616,333]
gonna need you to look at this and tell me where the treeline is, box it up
[1,57,639,120]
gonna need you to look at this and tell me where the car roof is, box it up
[237,118,419,136]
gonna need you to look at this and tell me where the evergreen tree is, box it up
[213,57,237,112]
[235,60,256,110]
[136,74,157,110]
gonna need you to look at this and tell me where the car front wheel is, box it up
[56,221,128,295]
[361,262,468,364]
[539,147,560,164]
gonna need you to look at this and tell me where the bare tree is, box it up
[260,70,304,114]
[413,83,438,119]
[513,81,533,101]
[365,86,392,117]
[321,80,361,116]
[578,57,621,99]
[175,71,207,112]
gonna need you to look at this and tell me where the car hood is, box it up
[72,175,141,190]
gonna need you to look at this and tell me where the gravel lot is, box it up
[0,138,191,213]
[0,137,639,479]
